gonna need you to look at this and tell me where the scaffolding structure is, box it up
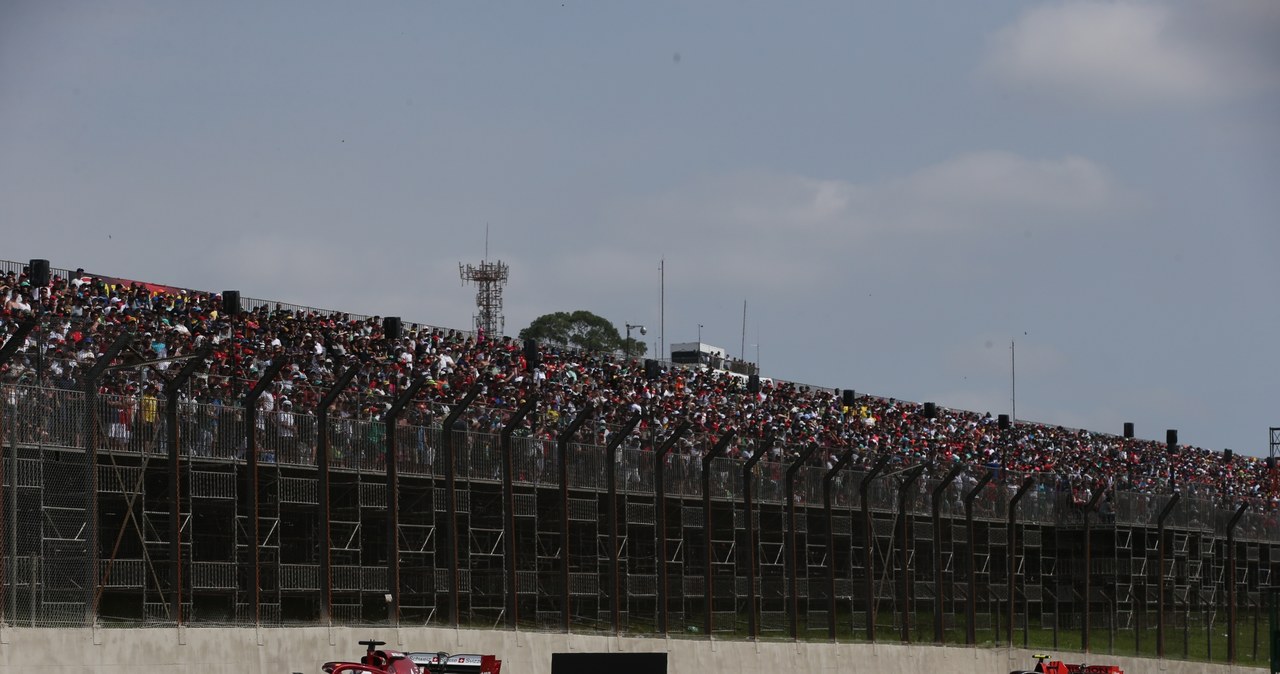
[459,260,509,338]
[0,383,1277,667]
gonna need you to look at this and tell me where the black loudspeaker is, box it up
[28,259,50,287]
[524,339,540,370]
[1223,449,1233,462]
[842,389,856,407]
[552,653,667,674]
[998,414,1010,430]
[1166,429,1178,452]
[1267,457,1276,471]
[383,316,402,340]
[645,359,661,381]
[1123,422,1134,439]
[222,290,241,316]
[923,402,937,419]
[747,373,760,394]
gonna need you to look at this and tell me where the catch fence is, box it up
[0,383,1276,668]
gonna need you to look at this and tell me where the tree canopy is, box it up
[518,310,647,356]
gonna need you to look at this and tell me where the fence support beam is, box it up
[963,470,993,645]
[743,435,772,640]
[441,384,482,628]
[0,318,36,365]
[824,447,857,642]
[930,463,965,643]
[82,330,130,625]
[316,364,360,623]
[1081,486,1105,652]
[786,444,820,641]
[500,396,539,630]
[163,344,210,626]
[557,405,595,633]
[383,375,428,626]
[897,464,926,643]
[1226,502,1248,664]
[1155,493,1180,658]
[606,413,642,635]
[653,420,690,635]
[1006,476,1035,647]
[701,430,735,637]
[243,356,288,627]
[859,455,890,641]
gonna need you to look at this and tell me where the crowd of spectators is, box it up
[2,261,1277,514]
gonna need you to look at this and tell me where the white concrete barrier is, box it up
[0,625,1261,674]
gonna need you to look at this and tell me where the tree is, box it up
[518,310,647,356]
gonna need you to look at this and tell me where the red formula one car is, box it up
[407,652,502,674]
[322,640,418,674]
[1011,653,1123,674]
[321,640,503,674]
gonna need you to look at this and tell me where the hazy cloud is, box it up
[558,150,1124,296]
[982,1,1280,106]
[630,150,1118,240]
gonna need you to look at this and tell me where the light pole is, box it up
[625,323,646,360]
[697,323,703,343]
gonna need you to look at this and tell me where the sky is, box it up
[3,1,1278,456]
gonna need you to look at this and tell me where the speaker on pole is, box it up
[524,339,540,371]
[998,414,1010,430]
[383,316,402,341]
[28,259,50,288]
[1166,429,1178,454]
[222,290,241,316]
[923,402,937,419]
[1223,449,1233,462]
[1123,422,1134,439]
[646,359,662,382]
[842,389,856,407]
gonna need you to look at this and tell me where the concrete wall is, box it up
[0,625,1264,674]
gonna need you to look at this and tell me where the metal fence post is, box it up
[743,435,772,640]
[1226,502,1248,664]
[316,365,360,623]
[243,356,288,627]
[897,464,925,643]
[441,385,482,628]
[383,375,428,626]
[1007,476,1034,647]
[500,396,539,630]
[163,344,210,626]
[702,430,735,637]
[82,331,129,625]
[1081,486,1105,653]
[930,463,965,643]
[824,448,856,642]
[860,455,890,641]
[785,444,820,640]
[1156,493,1180,658]
[653,420,689,636]
[557,404,595,633]
[606,413,641,635]
[963,470,993,645]
[0,319,32,627]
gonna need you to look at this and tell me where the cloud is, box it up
[632,150,1118,239]
[549,150,1124,295]
[868,151,1118,229]
[982,1,1280,106]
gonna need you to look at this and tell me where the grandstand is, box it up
[0,258,1277,667]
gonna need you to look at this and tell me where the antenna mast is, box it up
[459,230,509,337]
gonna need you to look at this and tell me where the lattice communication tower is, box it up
[459,259,509,337]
